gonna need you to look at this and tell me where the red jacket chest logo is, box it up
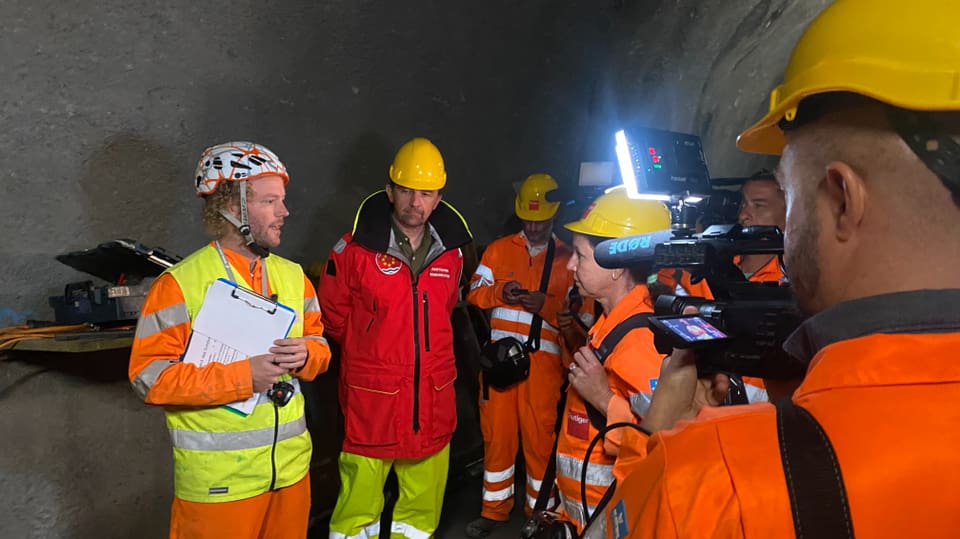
[375,253,402,275]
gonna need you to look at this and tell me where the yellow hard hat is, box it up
[564,186,671,239]
[515,173,560,221]
[388,137,447,190]
[737,0,960,155]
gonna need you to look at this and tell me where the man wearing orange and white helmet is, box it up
[463,173,587,538]
[588,1,960,537]
[129,141,331,539]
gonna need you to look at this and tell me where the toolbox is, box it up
[49,239,182,325]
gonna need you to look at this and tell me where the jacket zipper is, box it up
[411,276,422,433]
[269,404,279,490]
[422,291,431,352]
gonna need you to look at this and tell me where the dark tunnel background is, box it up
[0,0,832,536]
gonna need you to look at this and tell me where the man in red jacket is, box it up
[319,137,473,539]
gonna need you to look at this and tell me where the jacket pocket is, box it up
[343,373,400,447]
[428,368,458,440]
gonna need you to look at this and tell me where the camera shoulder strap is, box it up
[525,237,556,352]
[775,397,854,539]
[531,376,568,514]
[584,313,651,430]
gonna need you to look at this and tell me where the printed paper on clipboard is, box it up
[183,278,297,415]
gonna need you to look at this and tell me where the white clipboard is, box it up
[183,278,297,415]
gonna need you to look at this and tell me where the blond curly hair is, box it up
[201,181,253,239]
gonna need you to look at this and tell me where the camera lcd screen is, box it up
[659,316,728,342]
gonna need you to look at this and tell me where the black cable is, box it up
[0,366,51,401]
[579,421,651,524]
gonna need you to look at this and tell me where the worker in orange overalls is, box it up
[464,174,576,538]
[588,1,960,537]
[551,186,672,531]
[129,141,332,539]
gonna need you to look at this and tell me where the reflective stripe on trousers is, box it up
[329,521,379,539]
[483,483,515,502]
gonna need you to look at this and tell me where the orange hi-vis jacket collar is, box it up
[589,284,654,349]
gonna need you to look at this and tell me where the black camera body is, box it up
[520,511,577,539]
[597,224,807,380]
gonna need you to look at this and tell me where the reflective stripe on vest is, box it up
[171,414,307,451]
[164,245,311,502]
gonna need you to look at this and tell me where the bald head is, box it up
[778,97,960,313]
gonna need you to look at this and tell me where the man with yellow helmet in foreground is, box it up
[589,0,960,537]
[463,173,579,537]
[129,141,332,538]
[318,137,473,539]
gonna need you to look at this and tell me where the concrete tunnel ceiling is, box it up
[0,0,832,325]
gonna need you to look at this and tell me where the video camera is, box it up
[595,127,806,380]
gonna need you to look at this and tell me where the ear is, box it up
[226,198,241,219]
[384,183,395,204]
[823,161,867,242]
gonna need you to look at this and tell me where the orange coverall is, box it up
[466,233,574,520]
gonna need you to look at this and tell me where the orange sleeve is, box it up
[466,244,507,310]
[607,433,682,538]
[129,273,253,406]
[296,274,332,381]
[611,426,653,483]
[603,331,664,456]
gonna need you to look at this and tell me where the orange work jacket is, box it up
[555,284,664,528]
[597,289,960,538]
[467,232,574,358]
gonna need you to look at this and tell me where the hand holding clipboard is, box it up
[183,278,297,415]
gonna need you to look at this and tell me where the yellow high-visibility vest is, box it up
[165,245,311,502]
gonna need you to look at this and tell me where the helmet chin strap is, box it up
[219,180,271,258]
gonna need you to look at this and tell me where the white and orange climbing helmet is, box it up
[194,141,288,197]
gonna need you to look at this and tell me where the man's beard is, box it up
[784,205,821,315]
[250,220,281,248]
